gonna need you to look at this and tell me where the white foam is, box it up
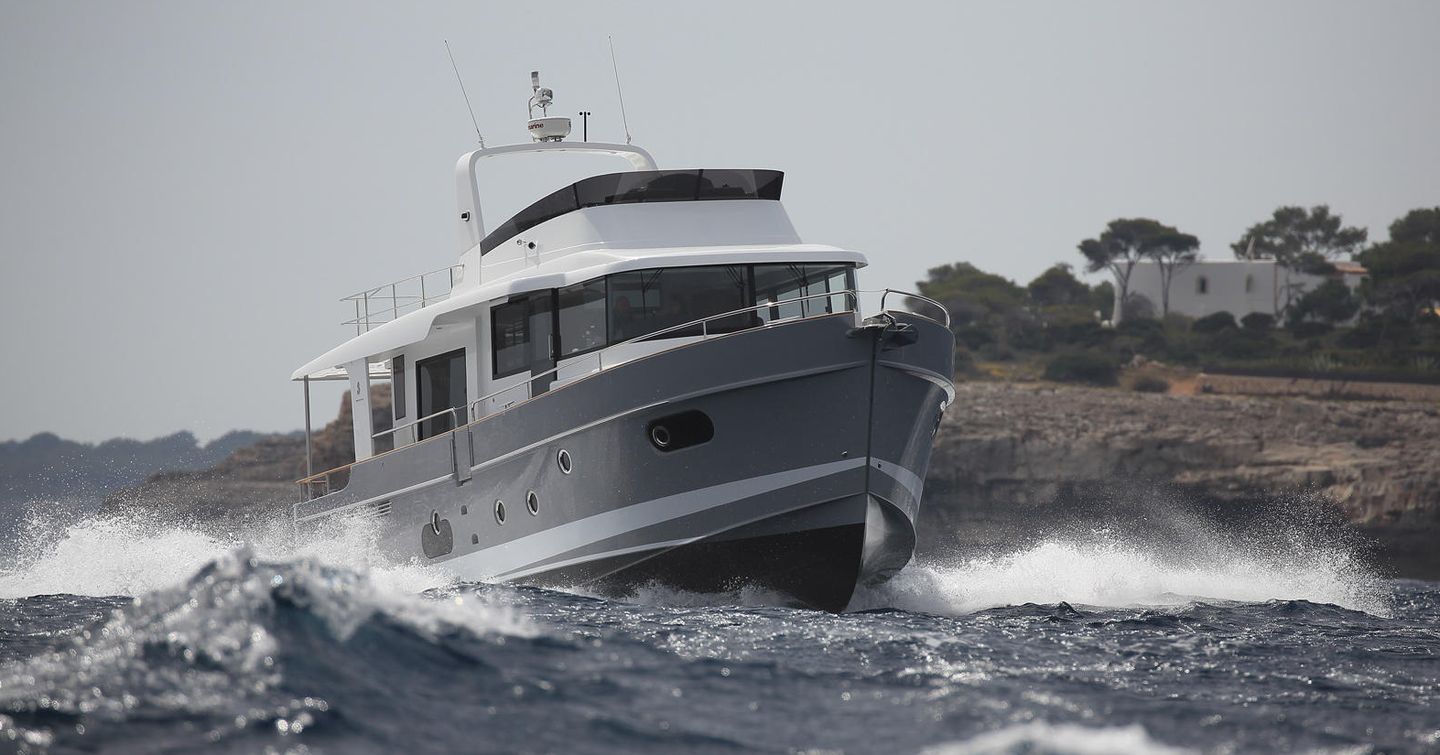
[923,722,1194,755]
[858,529,1390,617]
[0,510,456,599]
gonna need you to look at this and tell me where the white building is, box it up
[1125,259,1366,321]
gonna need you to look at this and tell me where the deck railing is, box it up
[297,287,948,501]
[341,265,464,334]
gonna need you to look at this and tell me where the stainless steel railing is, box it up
[298,286,948,501]
[341,265,464,334]
[466,287,948,417]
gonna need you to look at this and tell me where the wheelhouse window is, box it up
[416,349,466,440]
[558,279,608,356]
[607,265,750,342]
[753,264,855,323]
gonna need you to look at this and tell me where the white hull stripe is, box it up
[443,457,867,580]
[870,458,924,502]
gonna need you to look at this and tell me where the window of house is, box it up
[1196,276,1209,295]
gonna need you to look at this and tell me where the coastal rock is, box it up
[921,382,1440,578]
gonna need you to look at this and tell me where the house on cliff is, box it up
[1126,259,1366,319]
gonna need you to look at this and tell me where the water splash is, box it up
[922,721,1195,755]
[858,526,1390,617]
[0,509,454,599]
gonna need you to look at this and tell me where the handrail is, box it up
[371,406,463,443]
[341,264,464,334]
[466,286,950,417]
[297,285,950,500]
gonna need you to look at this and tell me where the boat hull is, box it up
[295,311,953,611]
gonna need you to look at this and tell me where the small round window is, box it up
[526,491,539,515]
[494,499,506,525]
[557,449,573,474]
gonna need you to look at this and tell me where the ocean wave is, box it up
[922,721,1195,755]
[0,548,529,752]
[854,524,1389,617]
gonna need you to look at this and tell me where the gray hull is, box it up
[296,312,954,611]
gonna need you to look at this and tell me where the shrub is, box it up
[1241,312,1275,331]
[1132,375,1170,393]
[1043,351,1119,386]
[1192,311,1238,334]
[1289,321,1333,340]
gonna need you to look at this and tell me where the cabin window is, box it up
[607,265,750,342]
[392,355,406,420]
[416,349,466,440]
[491,300,531,378]
[1196,276,1209,295]
[1245,274,1255,293]
[753,264,855,322]
[558,279,608,356]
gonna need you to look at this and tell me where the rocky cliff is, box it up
[919,382,1440,578]
[99,387,392,531]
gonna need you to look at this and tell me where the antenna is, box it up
[445,39,485,148]
[608,36,632,145]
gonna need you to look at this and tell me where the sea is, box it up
[0,510,1436,755]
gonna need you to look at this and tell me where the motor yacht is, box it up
[291,74,954,611]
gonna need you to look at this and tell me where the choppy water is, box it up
[1,511,1437,754]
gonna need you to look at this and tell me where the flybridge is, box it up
[478,169,785,255]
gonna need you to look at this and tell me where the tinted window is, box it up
[753,264,853,323]
[416,349,466,440]
[558,279,607,356]
[392,355,406,420]
[481,170,784,254]
[607,266,751,342]
[491,299,530,378]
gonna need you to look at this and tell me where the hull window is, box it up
[416,349,466,440]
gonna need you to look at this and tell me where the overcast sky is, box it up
[2,1,1437,443]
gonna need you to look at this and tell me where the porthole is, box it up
[471,533,479,545]
[557,448,573,474]
[460,505,468,516]
[430,510,441,536]
[526,490,539,516]
[650,425,672,449]
[494,499,506,524]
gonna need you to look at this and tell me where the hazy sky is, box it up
[2,1,1437,443]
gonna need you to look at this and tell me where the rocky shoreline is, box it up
[920,382,1440,579]
[105,382,1440,579]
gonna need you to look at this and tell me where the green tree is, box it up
[1231,205,1368,266]
[1148,230,1200,316]
[1356,207,1440,323]
[1288,279,1360,326]
[1026,264,1090,307]
[1232,205,1368,315]
[1079,218,1178,324]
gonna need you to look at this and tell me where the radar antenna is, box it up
[526,71,572,142]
